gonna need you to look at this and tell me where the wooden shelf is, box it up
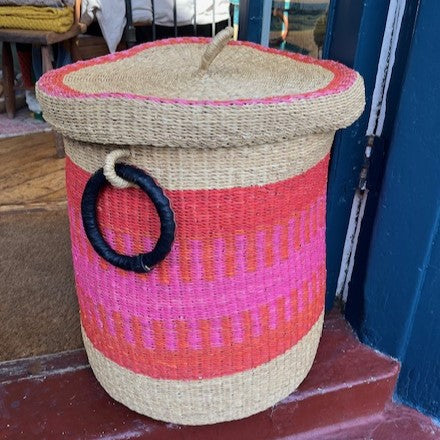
[0,24,85,45]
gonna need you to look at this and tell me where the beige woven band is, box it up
[64,132,334,191]
[82,312,323,425]
[38,74,364,148]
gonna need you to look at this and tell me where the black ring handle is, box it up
[81,164,175,273]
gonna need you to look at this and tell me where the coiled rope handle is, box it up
[81,150,175,273]
[199,26,234,73]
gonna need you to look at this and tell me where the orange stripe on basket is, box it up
[280,223,289,260]
[113,311,125,342]
[176,320,189,352]
[200,319,211,350]
[98,258,110,271]
[264,229,274,268]
[276,296,287,324]
[202,240,215,282]
[178,239,192,282]
[131,232,145,254]
[246,231,257,272]
[259,304,270,335]
[114,233,125,254]
[152,320,167,353]
[293,214,301,250]
[318,264,326,305]
[225,235,236,278]
[221,316,233,348]
[131,316,144,348]
[157,258,170,284]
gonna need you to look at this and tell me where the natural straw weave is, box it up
[64,132,334,191]
[36,36,364,148]
[37,29,364,425]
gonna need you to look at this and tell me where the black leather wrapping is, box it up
[81,164,175,273]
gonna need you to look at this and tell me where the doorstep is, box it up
[0,310,401,439]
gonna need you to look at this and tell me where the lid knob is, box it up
[199,27,234,73]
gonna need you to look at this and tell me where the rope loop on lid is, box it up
[103,149,133,189]
[199,26,234,73]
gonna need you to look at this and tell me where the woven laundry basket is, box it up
[36,28,365,425]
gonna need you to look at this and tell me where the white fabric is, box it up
[25,90,42,114]
[81,0,126,54]
[81,0,231,53]
[132,0,230,26]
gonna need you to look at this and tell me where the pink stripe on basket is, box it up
[78,267,325,352]
[71,223,325,322]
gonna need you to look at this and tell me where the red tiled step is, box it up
[302,403,440,440]
[0,310,400,439]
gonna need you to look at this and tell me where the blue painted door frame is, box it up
[323,0,391,309]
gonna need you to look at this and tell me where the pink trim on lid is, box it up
[37,37,358,107]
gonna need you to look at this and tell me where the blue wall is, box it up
[346,0,440,419]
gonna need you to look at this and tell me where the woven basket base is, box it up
[81,312,323,425]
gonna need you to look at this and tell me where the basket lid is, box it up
[36,27,365,148]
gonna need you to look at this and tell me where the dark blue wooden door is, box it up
[243,0,440,419]
[345,0,440,419]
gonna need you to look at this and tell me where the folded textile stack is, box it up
[0,0,73,5]
[0,0,74,33]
